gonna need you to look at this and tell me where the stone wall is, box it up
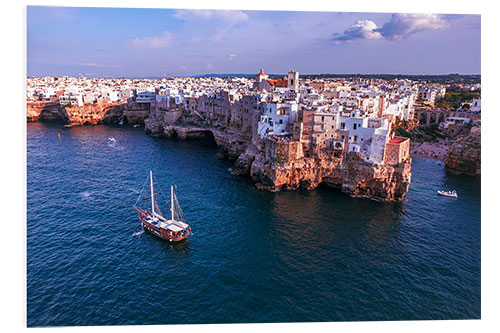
[384,137,410,165]
[274,140,304,163]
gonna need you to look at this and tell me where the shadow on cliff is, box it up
[177,129,218,148]
[102,99,150,125]
[38,102,70,124]
[102,104,125,125]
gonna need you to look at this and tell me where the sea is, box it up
[27,122,481,326]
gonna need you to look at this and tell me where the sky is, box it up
[26,6,481,77]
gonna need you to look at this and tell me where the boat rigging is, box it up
[133,171,191,242]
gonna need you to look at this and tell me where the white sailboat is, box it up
[134,171,191,242]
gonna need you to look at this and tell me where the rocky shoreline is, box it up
[27,99,150,126]
[27,100,414,201]
[144,121,412,201]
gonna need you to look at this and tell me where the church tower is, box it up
[256,68,268,83]
[288,70,299,90]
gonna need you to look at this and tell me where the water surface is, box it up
[27,123,481,326]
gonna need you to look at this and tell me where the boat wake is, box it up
[132,230,144,236]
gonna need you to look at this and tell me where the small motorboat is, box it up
[108,137,116,142]
[118,120,124,125]
[437,190,458,198]
[133,124,140,128]
[63,124,72,128]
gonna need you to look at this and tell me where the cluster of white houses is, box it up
[27,71,481,165]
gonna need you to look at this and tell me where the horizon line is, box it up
[28,72,482,78]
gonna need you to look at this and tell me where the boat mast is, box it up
[171,185,175,221]
[150,170,155,215]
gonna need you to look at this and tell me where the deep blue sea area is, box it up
[27,122,481,326]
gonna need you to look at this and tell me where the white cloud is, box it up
[377,14,448,40]
[173,9,248,24]
[332,14,448,42]
[129,31,172,49]
[332,20,382,41]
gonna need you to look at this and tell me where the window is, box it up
[354,135,358,142]
[322,116,325,122]
[353,123,357,130]
[341,123,345,129]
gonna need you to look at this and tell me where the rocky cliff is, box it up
[445,125,481,176]
[28,99,412,201]
[341,153,412,201]
[244,139,411,201]
[145,107,252,161]
[26,100,150,125]
[143,105,412,201]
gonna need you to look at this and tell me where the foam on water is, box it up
[133,230,144,236]
[80,191,91,198]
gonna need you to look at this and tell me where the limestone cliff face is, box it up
[27,101,66,122]
[145,107,252,161]
[143,105,412,201]
[249,140,343,191]
[341,153,412,201]
[246,139,411,201]
[28,98,413,201]
[445,126,481,176]
[26,100,150,125]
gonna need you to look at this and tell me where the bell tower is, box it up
[288,70,299,90]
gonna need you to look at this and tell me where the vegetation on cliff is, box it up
[393,118,449,143]
[434,89,481,110]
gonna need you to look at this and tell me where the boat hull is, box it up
[437,191,457,198]
[138,213,190,243]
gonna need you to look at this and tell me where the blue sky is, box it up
[27,6,481,77]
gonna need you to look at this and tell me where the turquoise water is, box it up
[27,122,480,326]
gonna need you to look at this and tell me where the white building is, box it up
[257,102,298,138]
[417,87,437,102]
[470,98,481,113]
[59,93,84,107]
[439,117,471,129]
[337,116,391,163]
[136,85,156,103]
